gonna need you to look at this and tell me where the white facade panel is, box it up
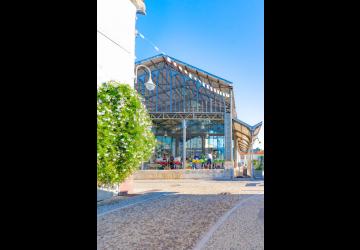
[97,0,137,86]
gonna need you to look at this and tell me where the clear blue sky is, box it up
[135,0,264,149]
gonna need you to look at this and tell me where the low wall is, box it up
[133,169,234,180]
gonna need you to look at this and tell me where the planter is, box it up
[119,175,134,194]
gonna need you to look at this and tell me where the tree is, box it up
[97,82,155,186]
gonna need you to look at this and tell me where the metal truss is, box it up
[135,57,232,114]
[149,112,224,120]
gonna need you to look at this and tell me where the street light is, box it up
[134,64,155,91]
[135,64,154,172]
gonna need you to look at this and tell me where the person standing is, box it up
[207,152,213,169]
[169,155,175,169]
[193,154,200,169]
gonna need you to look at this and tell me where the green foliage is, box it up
[97,82,156,186]
[259,156,264,170]
[254,159,263,170]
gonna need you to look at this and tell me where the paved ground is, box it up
[97,179,264,250]
[132,179,264,195]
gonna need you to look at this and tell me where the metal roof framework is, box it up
[135,54,235,116]
[136,54,262,154]
[233,118,262,152]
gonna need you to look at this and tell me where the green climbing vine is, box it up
[97,82,155,186]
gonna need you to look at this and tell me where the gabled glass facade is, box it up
[135,55,234,170]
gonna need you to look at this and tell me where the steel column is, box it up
[196,80,199,112]
[155,71,159,112]
[169,68,172,112]
[182,76,186,112]
[224,112,232,161]
[230,90,233,161]
[182,119,187,169]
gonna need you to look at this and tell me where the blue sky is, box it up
[135,0,264,148]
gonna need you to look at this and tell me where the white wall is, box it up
[97,0,137,87]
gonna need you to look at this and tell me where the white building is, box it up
[97,0,146,199]
[97,0,146,87]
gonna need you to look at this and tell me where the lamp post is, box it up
[135,64,155,171]
[250,137,261,179]
[134,64,155,91]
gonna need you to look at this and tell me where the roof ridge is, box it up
[136,54,233,84]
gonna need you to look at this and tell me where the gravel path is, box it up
[201,194,264,250]
[97,194,244,250]
[97,179,264,250]
[97,191,172,216]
